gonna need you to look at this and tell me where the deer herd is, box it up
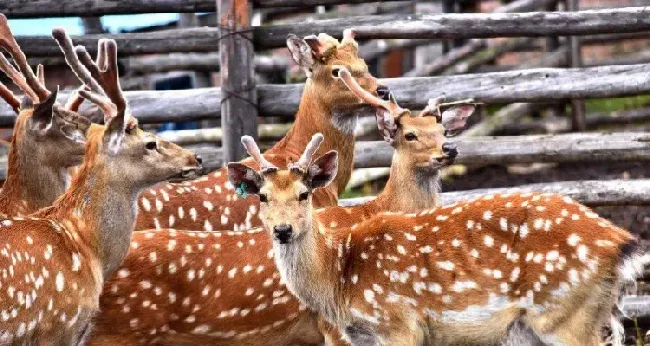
[0,14,645,346]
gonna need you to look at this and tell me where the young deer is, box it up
[228,135,647,346]
[0,14,91,216]
[318,69,476,228]
[89,95,474,345]
[0,29,202,344]
[134,29,388,232]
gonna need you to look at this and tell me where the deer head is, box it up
[338,67,476,170]
[287,29,389,131]
[52,28,203,188]
[0,15,91,169]
[228,134,337,244]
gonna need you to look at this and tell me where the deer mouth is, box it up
[168,166,203,182]
[430,155,455,169]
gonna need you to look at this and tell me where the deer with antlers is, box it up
[89,78,477,345]
[228,134,647,346]
[133,29,388,233]
[0,27,202,344]
[0,14,92,216]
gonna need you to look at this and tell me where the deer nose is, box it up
[273,224,293,244]
[195,155,203,165]
[376,85,390,101]
[442,142,458,158]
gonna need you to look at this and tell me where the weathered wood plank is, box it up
[15,28,221,56]
[252,0,412,8]
[255,7,650,48]
[125,54,289,74]
[218,0,258,162]
[354,132,650,168]
[2,63,650,122]
[340,179,650,207]
[10,7,650,55]
[2,0,216,18]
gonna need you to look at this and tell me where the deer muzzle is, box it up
[273,224,293,244]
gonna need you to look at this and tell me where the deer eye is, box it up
[145,141,157,150]
[404,133,418,141]
[298,192,309,202]
[331,68,341,77]
[259,194,268,203]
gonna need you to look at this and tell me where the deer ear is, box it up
[441,104,476,136]
[306,150,338,190]
[103,112,126,154]
[227,162,262,198]
[29,89,57,134]
[51,105,88,144]
[286,34,316,71]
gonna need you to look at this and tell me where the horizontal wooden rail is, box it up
[1,63,650,123]
[1,0,416,18]
[340,179,650,207]
[10,7,650,55]
[2,0,216,18]
[124,54,289,74]
[255,7,650,48]
[354,132,650,168]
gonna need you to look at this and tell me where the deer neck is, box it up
[35,161,140,279]
[0,129,69,215]
[375,153,441,213]
[272,214,348,325]
[268,84,357,195]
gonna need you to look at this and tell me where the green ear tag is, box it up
[235,182,248,199]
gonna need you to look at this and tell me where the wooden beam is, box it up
[2,63,650,122]
[2,0,216,18]
[218,0,258,162]
[10,9,650,56]
[252,0,412,8]
[353,132,650,168]
[124,53,289,74]
[497,107,650,135]
[255,7,650,49]
[566,0,586,131]
[340,179,650,207]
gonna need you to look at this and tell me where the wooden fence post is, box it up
[566,0,586,131]
[218,0,258,163]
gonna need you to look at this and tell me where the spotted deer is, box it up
[228,134,648,346]
[0,14,91,216]
[0,29,202,344]
[135,29,388,233]
[318,68,477,229]
[89,94,475,345]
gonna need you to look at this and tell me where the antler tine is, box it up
[0,52,38,101]
[78,89,117,121]
[96,39,107,71]
[100,39,127,113]
[343,29,355,41]
[51,28,107,99]
[36,64,44,85]
[0,81,20,113]
[241,136,277,171]
[0,14,49,101]
[297,133,324,168]
[75,45,102,83]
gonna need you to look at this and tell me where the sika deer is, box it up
[319,69,476,228]
[135,29,387,232]
[89,94,474,345]
[229,135,647,346]
[0,29,202,344]
[0,14,91,216]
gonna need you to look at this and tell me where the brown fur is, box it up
[90,105,475,345]
[243,150,640,346]
[0,21,92,216]
[0,120,201,344]
[133,31,380,233]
